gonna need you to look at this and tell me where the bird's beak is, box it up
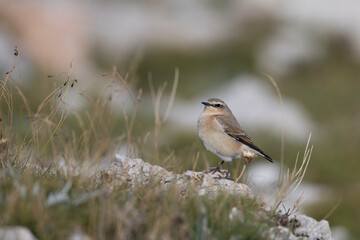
[201,101,211,107]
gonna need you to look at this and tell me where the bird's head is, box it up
[201,98,229,115]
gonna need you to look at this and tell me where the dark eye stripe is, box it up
[212,103,222,108]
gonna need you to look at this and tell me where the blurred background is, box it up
[0,0,359,239]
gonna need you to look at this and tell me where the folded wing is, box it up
[215,115,273,163]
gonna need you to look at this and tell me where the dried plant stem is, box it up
[40,75,98,157]
[263,73,285,186]
[0,53,18,163]
[192,152,200,171]
[150,68,179,161]
[235,164,247,183]
[273,133,312,211]
[322,199,342,220]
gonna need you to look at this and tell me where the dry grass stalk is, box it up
[263,73,285,187]
[149,68,179,161]
[273,133,313,212]
[1,55,133,171]
[322,199,342,220]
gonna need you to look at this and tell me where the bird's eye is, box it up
[214,104,221,108]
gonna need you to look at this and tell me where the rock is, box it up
[96,154,251,197]
[269,226,298,240]
[270,213,333,240]
[0,227,37,240]
[293,214,333,240]
[96,155,334,239]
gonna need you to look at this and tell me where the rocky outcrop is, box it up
[97,154,251,197]
[97,154,333,240]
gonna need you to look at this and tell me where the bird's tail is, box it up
[259,150,274,163]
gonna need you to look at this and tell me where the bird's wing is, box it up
[214,115,256,149]
[215,115,273,162]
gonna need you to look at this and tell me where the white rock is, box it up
[163,176,173,183]
[198,189,206,196]
[98,155,251,198]
[201,180,209,188]
[0,227,37,240]
[269,226,298,240]
[270,214,333,240]
[142,164,151,174]
[184,170,193,178]
[293,214,333,240]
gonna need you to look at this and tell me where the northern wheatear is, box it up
[197,98,273,180]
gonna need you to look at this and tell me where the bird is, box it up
[197,98,273,180]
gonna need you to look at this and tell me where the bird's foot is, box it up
[205,167,222,178]
[213,176,234,181]
[207,166,221,173]
[224,172,234,181]
[212,172,234,181]
[225,176,234,181]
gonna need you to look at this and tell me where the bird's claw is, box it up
[208,166,221,173]
[224,173,234,181]
[213,176,234,181]
[212,173,234,181]
[224,176,234,181]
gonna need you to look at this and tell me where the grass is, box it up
[0,165,277,239]
[0,52,315,239]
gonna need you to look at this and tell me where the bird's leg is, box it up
[225,159,234,181]
[208,160,224,173]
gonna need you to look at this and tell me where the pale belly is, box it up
[198,117,243,162]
